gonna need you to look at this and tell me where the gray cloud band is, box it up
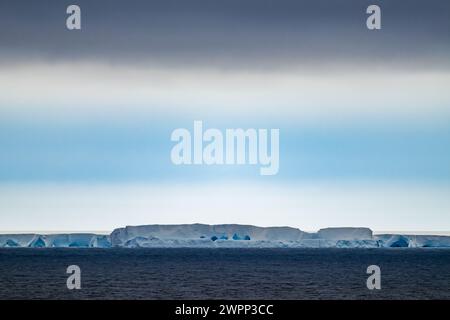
[0,0,449,70]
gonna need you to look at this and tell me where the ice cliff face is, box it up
[0,234,111,248]
[375,234,450,248]
[1,225,450,248]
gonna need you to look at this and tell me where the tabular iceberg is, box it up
[109,224,450,248]
[1,224,450,248]
[110,224,313,247]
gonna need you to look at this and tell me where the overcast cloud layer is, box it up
[1,0,449,70]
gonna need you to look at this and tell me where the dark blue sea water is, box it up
[0,248,449,299]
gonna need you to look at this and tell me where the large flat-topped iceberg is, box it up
[109,224,450,248]
[110,223,312,247]
[1,224,450,248]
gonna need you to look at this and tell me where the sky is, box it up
[0,0,450,232]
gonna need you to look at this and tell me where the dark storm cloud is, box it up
[0,0,449,70]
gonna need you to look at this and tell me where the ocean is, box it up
[0,248,449,299]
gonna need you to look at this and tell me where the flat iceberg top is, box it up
[318,227,373,240]
[1,224,450,248]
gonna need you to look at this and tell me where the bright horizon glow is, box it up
[1,62,449,121]
[1,182,450,232]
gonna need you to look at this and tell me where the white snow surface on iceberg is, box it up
[318,227,373,240]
